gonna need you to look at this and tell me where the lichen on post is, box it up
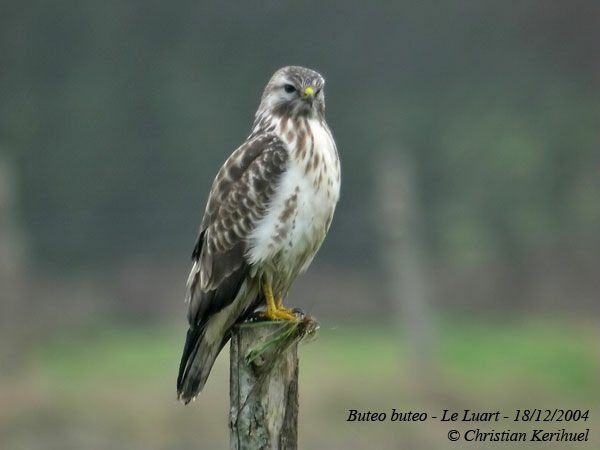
[229,315,318,450]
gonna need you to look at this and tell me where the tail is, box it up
[177,251,256,403]
[176,323,228,404]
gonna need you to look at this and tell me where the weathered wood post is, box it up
[229,316,317,450]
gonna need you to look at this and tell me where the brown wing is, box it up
[185,134,289,327]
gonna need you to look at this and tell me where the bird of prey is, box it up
[177,66,340,404]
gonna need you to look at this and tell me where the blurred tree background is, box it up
[0,1,597,449]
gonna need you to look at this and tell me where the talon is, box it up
[262,283,297,321]
[275,295,294,315]
[262,309,296,321]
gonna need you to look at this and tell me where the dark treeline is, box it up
[1,1,597,312]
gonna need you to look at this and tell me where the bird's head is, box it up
[257,66,326,120]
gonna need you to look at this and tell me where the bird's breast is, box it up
[246,117,340,274]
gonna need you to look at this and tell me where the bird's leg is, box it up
[275,295,294,315]
[262,283,295,321]
[262,283,278,319]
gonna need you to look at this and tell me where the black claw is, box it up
[246,311,267,322]
[292,307,305,317]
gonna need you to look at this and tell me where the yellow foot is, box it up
[261,283,296,321]
[275,295,294,316]
[262,307,296,321]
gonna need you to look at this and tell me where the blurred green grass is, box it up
[438,317,599,398]
[33,317,598,397]
[2,317,597,450]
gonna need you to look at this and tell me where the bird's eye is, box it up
[283,84,296,93]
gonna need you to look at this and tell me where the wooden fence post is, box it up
[229,316,317,450]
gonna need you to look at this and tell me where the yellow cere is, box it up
[303,86,314,96]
